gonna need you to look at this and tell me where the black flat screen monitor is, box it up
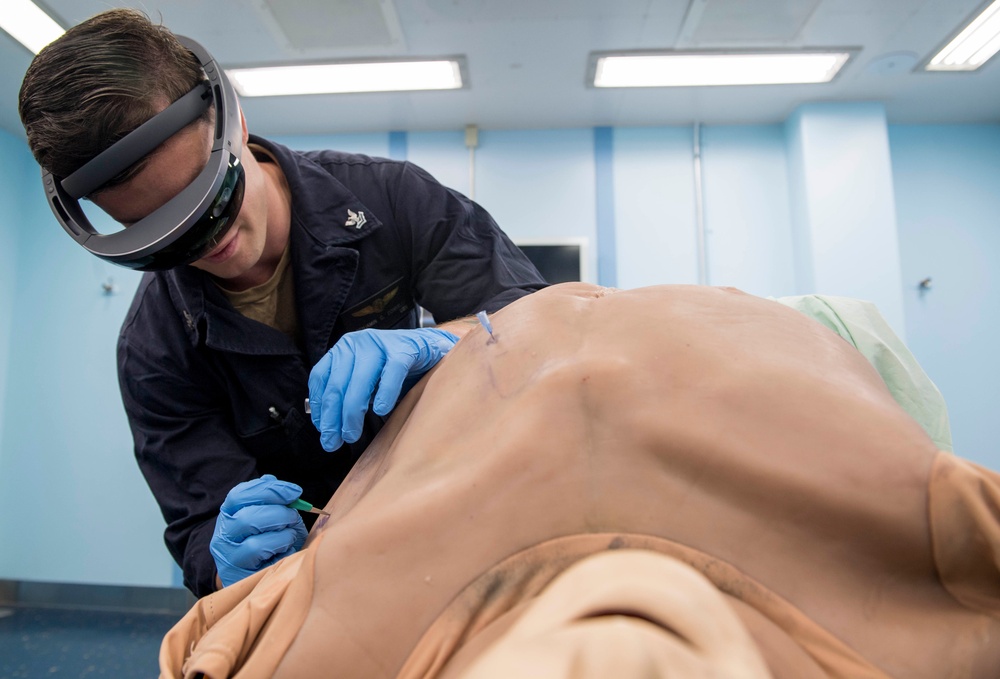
[517,243,583,284]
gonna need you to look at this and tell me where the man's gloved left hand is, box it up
[308,327,458,451]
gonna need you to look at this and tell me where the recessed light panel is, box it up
[228,59,465,96]
[591,51,853,88]
[0,0,64,54]
[925,0,1000,71]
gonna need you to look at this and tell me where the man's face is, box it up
[91,112,269,283]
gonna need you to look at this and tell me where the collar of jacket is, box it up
[161,135,384,356]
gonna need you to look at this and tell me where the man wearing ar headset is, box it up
[18,9,547,596]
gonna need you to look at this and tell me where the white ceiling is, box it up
[2,0,999,140]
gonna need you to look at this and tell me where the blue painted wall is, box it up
[0,131,158,585]
[612,126,699,289]
[701,124,796,296]
[785,103,907,338]
[1,120,996,588]
[472,128,598,275]
[407,130,471,197]
[0,132,26,472]
[889,124,1000,467]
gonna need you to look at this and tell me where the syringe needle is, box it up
[476,310,496,343]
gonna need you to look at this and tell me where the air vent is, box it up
[678,0,822,47]
[259,0,405,54]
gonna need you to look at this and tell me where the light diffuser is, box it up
[925,0,1000,71]
[228,59,465,96]
[591,51,853,88]
[0,0,64,54]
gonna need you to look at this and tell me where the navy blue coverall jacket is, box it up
[117,136,547,596]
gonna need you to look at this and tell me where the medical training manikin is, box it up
[161,283,1000,679]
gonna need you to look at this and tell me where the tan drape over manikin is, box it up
[161,284,1000,679]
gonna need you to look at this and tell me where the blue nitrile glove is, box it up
[210,474,309,587]
[308,327,458,451]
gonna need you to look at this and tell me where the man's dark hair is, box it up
[18,8,207,191]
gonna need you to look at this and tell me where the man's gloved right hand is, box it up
[210,474,309,587]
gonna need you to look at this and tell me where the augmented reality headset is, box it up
[40,36,244,271]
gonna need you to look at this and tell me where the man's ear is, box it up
[239,105,249,144]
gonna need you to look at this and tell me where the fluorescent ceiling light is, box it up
[591,51,853,88]
[925,0,1000,71]
[0,0,64,54]
[228,59,465,96]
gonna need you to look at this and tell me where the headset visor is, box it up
[40,36,245,271]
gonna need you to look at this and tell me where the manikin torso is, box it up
[164,284,1000,679]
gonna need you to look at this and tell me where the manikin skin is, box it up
[162,283,1000,679]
